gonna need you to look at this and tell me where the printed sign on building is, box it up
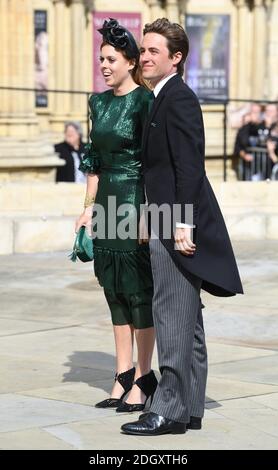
[185,15,230,100]
[93,12,141,93]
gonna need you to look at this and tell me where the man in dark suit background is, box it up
[121,18,243,436]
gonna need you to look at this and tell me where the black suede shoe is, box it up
[138,412,202,430]
[95,397,122,408]
[116,370,157,413]
[95,367,135,408]
[121,412,186,436]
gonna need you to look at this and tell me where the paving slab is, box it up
[210,354,278,385]
[0,241,277,449]
[206,376,278,403]
[0,394,107,433]
[0,428,76,450]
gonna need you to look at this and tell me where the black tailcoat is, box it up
[142,75,243,297]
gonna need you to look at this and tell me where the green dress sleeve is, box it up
[79,95,101,174]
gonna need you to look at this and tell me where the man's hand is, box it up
[174,227,196,256]
[240,151,253,162]
[267,140,278,163]
[243,153,253,162]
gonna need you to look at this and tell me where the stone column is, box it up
[0,0,9,115]
[0,0,36,135]
[146,0,164,21]
[236,0,253,99]
[179,0,188,26]
[166,0,180,23]
[267,0,278,99]
[252,0,267,99]
[70,0,87,122]
[84,1,93,92]
[0,0,62,181]
[50,0,71,133]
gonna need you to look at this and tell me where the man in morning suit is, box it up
[121,18,243,436]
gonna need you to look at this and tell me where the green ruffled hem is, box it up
[93,245,153,295]
[79,144,101,174]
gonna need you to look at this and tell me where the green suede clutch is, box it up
[69,226,94,262]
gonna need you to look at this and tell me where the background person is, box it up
[55,121,86,183]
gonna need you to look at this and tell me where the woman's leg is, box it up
[110,324,134,398]
[125,326,156,404]
[104,290,135,399]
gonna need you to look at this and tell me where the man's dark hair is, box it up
[143,18,189,75]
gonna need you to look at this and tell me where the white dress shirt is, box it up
[72,151,86,183]
[153,73,177,98]
[152,73,194,229]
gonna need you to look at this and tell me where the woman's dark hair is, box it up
[143,18,189,76]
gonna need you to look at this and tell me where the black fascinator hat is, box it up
[98,18,139,60]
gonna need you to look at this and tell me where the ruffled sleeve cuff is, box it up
[79,143,101,174]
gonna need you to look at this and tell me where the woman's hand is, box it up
[75,207,92,234]
[138,209,149,244]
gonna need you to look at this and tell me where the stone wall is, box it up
[0,181,277,254]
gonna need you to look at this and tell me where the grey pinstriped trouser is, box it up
[149,237,208,423]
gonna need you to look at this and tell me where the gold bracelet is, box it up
[84,193,95,208]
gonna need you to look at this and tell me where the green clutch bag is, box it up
[69,226,94,262]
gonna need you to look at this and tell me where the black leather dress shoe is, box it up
[188,416,202,430]
[139,412,202,430]
[121,412,186,436]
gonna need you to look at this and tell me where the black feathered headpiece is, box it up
[98,18,139,60]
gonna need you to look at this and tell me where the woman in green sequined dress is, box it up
[75,19,157,412]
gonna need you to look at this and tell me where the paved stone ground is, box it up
[0,241,277,450]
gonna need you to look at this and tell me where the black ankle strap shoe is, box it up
[116,370,158,413]
[95,366,135,408]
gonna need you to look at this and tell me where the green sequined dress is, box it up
[80,86,153,296]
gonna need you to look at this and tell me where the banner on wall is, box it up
[34,10,48,107]
[185,15,230,100]
[93,12,141,93]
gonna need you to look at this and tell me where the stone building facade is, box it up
[0,0,277,181]
[0,1,278,254]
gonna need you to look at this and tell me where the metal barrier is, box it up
[239,146,273,181]
[201,97,278,182]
